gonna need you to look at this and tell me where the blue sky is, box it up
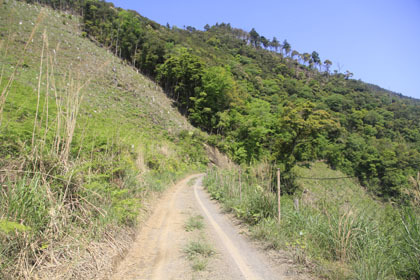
[110,0,420,99]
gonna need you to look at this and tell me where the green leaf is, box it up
[0,219,31,234]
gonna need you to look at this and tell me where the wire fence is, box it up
[296,176,356,180]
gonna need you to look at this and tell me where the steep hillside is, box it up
[0,1,207,279]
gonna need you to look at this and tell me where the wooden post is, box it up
[293,198,299,212]
[277,168,281,222]
[239,169,242,202]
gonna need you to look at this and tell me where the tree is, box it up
[156,48,204,111]
[297,53,304,64]
[323,59,332,74]
[204,24,210,31]
[115,10,144,60]
[302,53,311,65]
[186,26,196,32]
[274,101,339,170]
[282,39,291,56]
[260,36,269,49]
[271,36,280,52]
[189,66,237,131]
[311,51,321,70]
[345,70,353,80]
[249,28,260,48]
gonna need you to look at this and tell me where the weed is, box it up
[185,215,204,232]
[0,219,30,234]
[184,239,214,271]
[187,177,197,186]
[192,258,208,271]
[185,240,214,258]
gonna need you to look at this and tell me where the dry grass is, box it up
[0,1,204,279]
[405,172,420,207]
[324,208,355,262]
[33,225,135,280]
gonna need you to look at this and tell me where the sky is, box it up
[110,0,420,99]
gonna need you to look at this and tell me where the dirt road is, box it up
[111,174,307,280]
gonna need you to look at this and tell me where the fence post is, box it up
[294,198,299,212]
[239,169,242,202]
[277,168,281,222]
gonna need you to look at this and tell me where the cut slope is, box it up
[1,1,191,133]
[0,1,208,279]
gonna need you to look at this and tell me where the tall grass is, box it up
[0,3,207,278]
[0,176,51,276]
[204,164,420,279]
[0,23,133,277]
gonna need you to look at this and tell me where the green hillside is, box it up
[14,0,420,200]
[2,0,420,279]
[25,0,420,200]
[0,1,207,279]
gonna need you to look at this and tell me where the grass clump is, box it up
[184,239,214,271]
[187,177,197,186]
[185,240,214,258]
[191,258,208,272]
[184,215,204,232]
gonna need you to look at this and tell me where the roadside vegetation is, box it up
[204,164,420,279]
[0,2,207,279]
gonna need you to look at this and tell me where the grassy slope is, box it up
[204,163,420,279]
[0,1,207,279]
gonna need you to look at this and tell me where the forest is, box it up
[23,0,420,201]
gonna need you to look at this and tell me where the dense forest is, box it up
[23,0,420,201]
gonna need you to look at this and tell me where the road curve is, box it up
[111,174,306,280]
